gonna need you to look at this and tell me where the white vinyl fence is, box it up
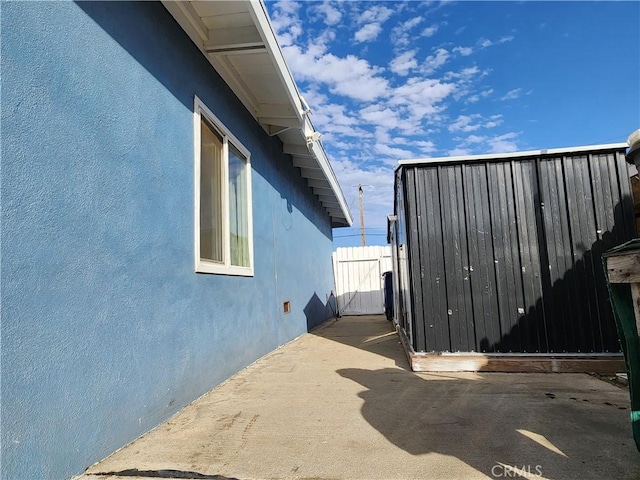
[332,246,392,316]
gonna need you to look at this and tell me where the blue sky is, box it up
[264,1,640,248]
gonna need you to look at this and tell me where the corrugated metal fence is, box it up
[332,246,392,316]
[393,147,635,354]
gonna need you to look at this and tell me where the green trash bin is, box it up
[604,239,640,451]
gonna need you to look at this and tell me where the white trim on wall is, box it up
[193,96,254,276]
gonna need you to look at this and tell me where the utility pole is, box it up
[358,184,366,247]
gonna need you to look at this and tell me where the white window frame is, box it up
[194,96,254,276]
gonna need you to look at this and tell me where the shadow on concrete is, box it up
[91,469,238,479]
[338,367,639,480]
[311,315,410,370]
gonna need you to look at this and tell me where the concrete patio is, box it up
[79,315,639,480]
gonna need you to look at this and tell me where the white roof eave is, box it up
[161,0,352,228]
[246,1,303,123]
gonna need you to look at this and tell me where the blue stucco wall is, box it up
[1,2,335,479]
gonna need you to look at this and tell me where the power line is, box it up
[334,226,387,231]
[333,233,387,238]
[333,227,386,234]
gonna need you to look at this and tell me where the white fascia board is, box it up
[306,139,353,226]
[298,115,352,226]
[164,1,351,226]
[398,143,628,169]
[247,0,304,122]
[164,1,304,120]
[244,1,352,227]
[161,1,260,116]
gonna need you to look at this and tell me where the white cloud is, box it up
[373,126,392,145]
[304,96,374,139]
[448,114,503,133]
[422,48,449,74]
[316,28,336,45]
[328,139,357,152]
[375,143,414,159]
[465,135,486,144]
[478,35,515,50]
[320,124,374,139]
[390,50,418,76]
[354,23,383,42]
[269,0,303,46]
[421,25,439,37]
[360,106,403,130]
[451,132,521,155]
[500,88,522,100]
[453,46,473,56]
[357,5,394,24]
[281,44,390,102]
[484,115,503,128]
[272,0,299,15]
[402,16,423,30]
[449,148,472,156]
[449,115,480,133]
[312,103,358,128]
[314,2,342,26]
[444,66,482,81]
[487,132,520,153]
[391,16,425,47]
[390,77,457,120]
[414,140,437,154]
[264,1,531,241]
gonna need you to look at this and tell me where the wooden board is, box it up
[397,326,624,373]
[606,252,640,284]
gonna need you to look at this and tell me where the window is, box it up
[194,97,253,276]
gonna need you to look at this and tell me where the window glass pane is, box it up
[228,144,249,267]
[200,118,223,263]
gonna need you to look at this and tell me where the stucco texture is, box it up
[1,2,335,479]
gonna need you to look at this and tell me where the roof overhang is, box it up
[162,0,352,227]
